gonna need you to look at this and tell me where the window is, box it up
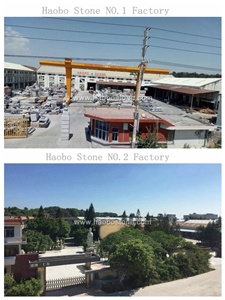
[94,120,109,141]
[4,227,14,238]
[112,128,119,141]
[167,131,175,143]
[5,245,19,257]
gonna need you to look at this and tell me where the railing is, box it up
[46,276,85,291]
[4,237,27,244]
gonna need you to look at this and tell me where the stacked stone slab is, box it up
[61,108,70,140]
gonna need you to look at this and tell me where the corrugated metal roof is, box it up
[179,219,215,230]
[4,62,36,72]
[152,85,218,95]
[152,77,221,87]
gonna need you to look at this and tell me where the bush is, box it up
[4,277,43,296]
[4,274,16,291]
[102,281,127,294]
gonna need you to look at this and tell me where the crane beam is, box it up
[39,58,170,104]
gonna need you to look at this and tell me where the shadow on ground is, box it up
[45,283,107,296]
[85,127,91,142]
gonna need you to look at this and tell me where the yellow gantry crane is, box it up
[39,58,170,105]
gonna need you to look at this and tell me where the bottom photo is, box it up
[4,163,221,297]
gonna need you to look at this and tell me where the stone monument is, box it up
[87,227,94,249]
[85,228,94,271]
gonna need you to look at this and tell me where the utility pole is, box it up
[132,28,150,148]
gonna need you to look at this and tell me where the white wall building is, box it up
[37,65,173,91]
[4,62,37,90]
[4,217,27,274]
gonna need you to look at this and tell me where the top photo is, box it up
[4,17,221,149]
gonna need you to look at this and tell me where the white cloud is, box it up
[4,27,30,55]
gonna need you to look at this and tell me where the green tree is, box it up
[70,224,89,246]
[109,239,156,287]
[197,218,221,247]
[121,210,127,223]
[144,212,151,232]
[137,126,159,148]
[135,208,142,229]
[4,276,43,296]
[129,213,135,225]
[55,218,71,240]
[23,230,54,252]
[37,205,45,218]
[85,203,96,228]
[4,273,17,291]
[55,207,63,218]
[149,231,184,255]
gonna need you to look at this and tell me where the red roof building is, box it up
[84,106,173,147]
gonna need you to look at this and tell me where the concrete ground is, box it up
[42,245,221,297]
[39,245,86,280]
[4,91,216,149]
[132,257,221,297]
[4,92,94,148]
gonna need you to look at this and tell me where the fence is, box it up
[4,117,29,138]
[46,276,86,291]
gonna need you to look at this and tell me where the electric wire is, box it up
[4,35,221,56]
[4,24,221,49]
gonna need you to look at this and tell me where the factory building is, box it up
[37,65,173,91]
[145,77,221,110]
[4,62,37,91]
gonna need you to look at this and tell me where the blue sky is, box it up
[4,164,221,219]
[4,17,221,74]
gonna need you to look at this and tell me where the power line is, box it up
[4,35,142,47]
[4,35,221,56]
[5,24,221,49]
[150,36,220,49]
[151,27,221,41]
[4,54,221,72]
[46,17,221,40]
[4,24,142,38]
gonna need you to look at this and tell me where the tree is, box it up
[137,126,159,148]
[37,205,45,218]
[99,226,212,292]
[25,215,70,244]
[4,277,43,296]
[144,212,151,232]
[55,218,71,240]
[70,224,89,246]
[109,239,155,287]
[55,207,63,218]
[121,210,127,223]
[129,213,135,225]
[23,230,54,252]
[135,208,142,229]
[197,218,221,247]
[85,203,96,228]
[4,273,17,292]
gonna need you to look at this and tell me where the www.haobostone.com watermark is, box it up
[74,96,153,102]
[74,219,152,226]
